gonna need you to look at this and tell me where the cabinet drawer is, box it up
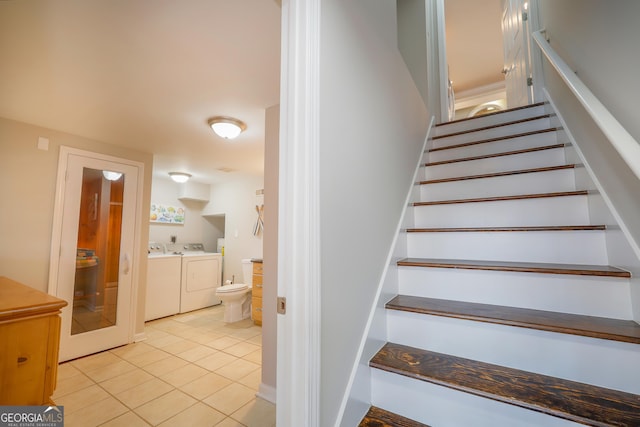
[0,316,52,405]
[252,274,263,286]
[252,262,263,274]
[251,297,263,324]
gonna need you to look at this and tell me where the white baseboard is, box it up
[257,383,276,404]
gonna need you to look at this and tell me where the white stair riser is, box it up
[433,117,551,149]
[406,230,608,265]
[386,311,640,394]
[428,131,558,163]
[412,196,590,228]
[423,147,567,180]
[371,369,582,427]
[420,169,576,201]
[434,105,548,136]
[397,267,633,319]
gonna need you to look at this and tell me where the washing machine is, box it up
[145,243,182,321]
[169,243,222,313]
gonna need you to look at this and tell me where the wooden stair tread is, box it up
[397,258,631,278]
[435,102,546,127]
[434,114,552,139]
[425,143,566,167]
[370,342,640,426]
[413,190,588,206]
[418,164,575,185]
[386,295,640,344]
[406,225,605,233]
[430,128,558,152]
[359,406,430,427]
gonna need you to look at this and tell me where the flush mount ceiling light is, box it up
[102,171,123,181]
[169,172,191,183]
[208,116,246,140]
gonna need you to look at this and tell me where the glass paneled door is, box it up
[49,147,142,362]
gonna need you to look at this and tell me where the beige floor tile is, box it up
[214,418,245,427]
[236,369,262,391]
[142,354,189,377]
[160,363,209,387]
[113,378,174,409]
[52,372,95,399]
[225,327,262,341]
[143,327,171,340]
[149,319,193,335]
[57,362,82,379]
[202,383,256,415]
[158,402,226,427]
[246,335,262,346]
[179,372,233,400]
[54,384,110,415]
[223,341,261,358]
[206,336,242,350]
[215,359,260,382]
[84,359,138,383]
[188,330,226,345]
[158,338,201,355]
[177,344,219,362]
[71,351,121,373]
[126,347,172,367]
[195,351,237,371]
[146,332,185,348]
[64,396,128,427]
[134,389,197,425]
[99,369,155,395]
[242,348,262,365]
[98,410,150,427]
[110,342,156,359]
[231,398,276,427]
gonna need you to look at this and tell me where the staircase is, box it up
[358,103,640,427]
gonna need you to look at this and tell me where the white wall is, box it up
[203,174,264,283]
[260,104,279,401]
[318,1,430,425]
[149,177,211,247]
[397,0,429,108]
[537,0,640,319]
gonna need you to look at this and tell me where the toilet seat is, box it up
[216,283,248,293]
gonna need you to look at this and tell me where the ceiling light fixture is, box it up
[169,172,191,183]
[208,116,246,140]
[103,171,123,181]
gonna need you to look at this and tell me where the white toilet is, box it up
[216,259,253,323]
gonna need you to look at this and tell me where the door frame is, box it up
[48,146,145,357]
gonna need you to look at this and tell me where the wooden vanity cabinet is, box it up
[0,277,67,405]
[251,260,263,325]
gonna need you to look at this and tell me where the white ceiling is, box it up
[0,0,282,184]
[445,0,504,94]
[0,1,503,185]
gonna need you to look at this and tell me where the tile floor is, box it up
[53,305,276,426]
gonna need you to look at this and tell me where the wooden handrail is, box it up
[532,30,640,181]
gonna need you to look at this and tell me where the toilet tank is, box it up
[241,259,253,286]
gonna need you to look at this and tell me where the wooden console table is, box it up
[0,276,67,405]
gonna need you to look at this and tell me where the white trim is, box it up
[533,30,640,182]
[257,383,277,404]
[276,0,321,426]
[436,0,449,123]
[335,118,435,427]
